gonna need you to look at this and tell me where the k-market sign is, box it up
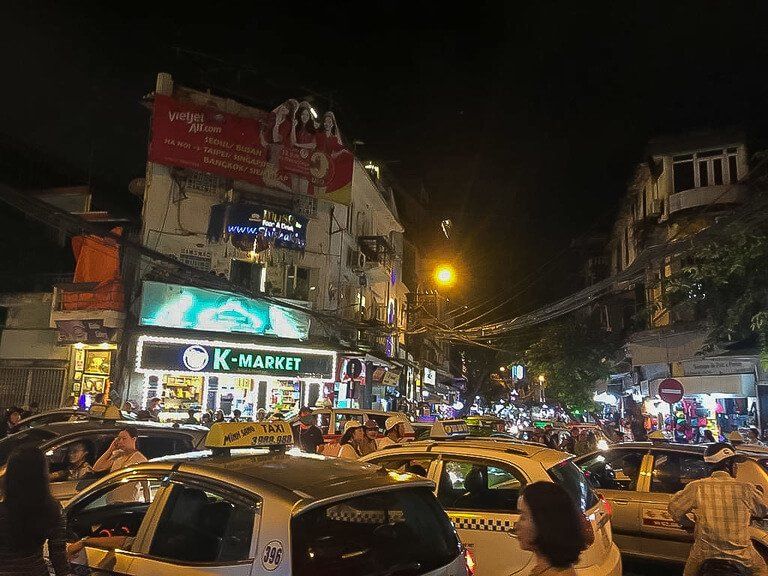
[138,339,334,380]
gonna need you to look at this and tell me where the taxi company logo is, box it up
[183,345,210,372]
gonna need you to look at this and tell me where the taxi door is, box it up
[577,448,650,556]
[125,474,261,576]
[638,450,710,562]
[433,456,534,575]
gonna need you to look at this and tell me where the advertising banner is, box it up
[207,202,308,252]
[137,337,335,380]
[139,281,311,340]
[55,320,116,344]
[148,95,353,204]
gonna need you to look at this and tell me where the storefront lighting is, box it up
[309,107,318,119]
[453,401,464,410]
[422,390,430,398]
[74,342,85,350]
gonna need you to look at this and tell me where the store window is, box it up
[150,483,257,563]
[160,375,204,419]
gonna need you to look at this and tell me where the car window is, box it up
[291,486,460,576]
[47,437,101,483]
[650,451,713,494]
[548,460,599,512]
[67,473,164,541]
[150,483,257,563]
[579,449,645,491]
[334,413,363,434]
[367,455,435,477]
[437,458,526,512]
[0,428,58,465]
[137,434,194,460]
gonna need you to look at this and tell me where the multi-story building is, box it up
[120,73,410,420]
[601,131,761,431]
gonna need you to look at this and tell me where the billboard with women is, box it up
[148,95,353,204]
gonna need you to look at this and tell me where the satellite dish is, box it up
[128,178,146,198]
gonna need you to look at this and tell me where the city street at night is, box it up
[2,2,768,576]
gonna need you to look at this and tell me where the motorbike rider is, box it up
[668,442,768,576]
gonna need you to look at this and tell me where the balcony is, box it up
[668,184,744,215]
[50,281,125,329]
[358,236,396,283]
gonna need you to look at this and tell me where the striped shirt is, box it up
[0,502,70,576]
[668,470,768,566]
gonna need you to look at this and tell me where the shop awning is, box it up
[650,373,756,398]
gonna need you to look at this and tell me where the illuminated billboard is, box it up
[139,281,310,340]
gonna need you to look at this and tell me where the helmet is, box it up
[340,419,364,443]
[704,442,737,464]
[727,430,745,444]
[385,414,407,432]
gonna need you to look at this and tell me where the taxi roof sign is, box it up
[430,419,470,440]
[205,421,294,452]
[88,404,122,420]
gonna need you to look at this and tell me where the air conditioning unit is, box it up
[350,249,366,272]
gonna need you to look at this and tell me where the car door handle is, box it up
[613,499,629,505]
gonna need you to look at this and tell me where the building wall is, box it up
[0,293,68,360]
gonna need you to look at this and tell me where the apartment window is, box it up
[231,260,264,292]
[672,148,740,192]
[285,266,313,301]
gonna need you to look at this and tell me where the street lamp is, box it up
[434,264,456,287]
[538,374,546,403]
[499,366,507,372]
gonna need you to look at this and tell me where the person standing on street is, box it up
[747,427,765,446]
[92,426,148,503]
[0,447,70,575]
[513,482,586,575]
[293,407,324,453]
[147,397,162,421]
[183,409,198,425]
[668,442,768,576]
[230,409,243,422]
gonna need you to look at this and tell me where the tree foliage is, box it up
[520,318,620,411]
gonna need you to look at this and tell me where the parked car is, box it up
[361,421,622,576]
[65,421,468,576]
[575,441,768,563]
[0,418,207,501]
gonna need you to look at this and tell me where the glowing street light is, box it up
[434,264,456,287]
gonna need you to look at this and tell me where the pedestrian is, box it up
[214,410,226,423]
[183,409,198,425]
[294,407,324,454]
[230,409,242,422]
[703,429,716,443]
[514,482,587,575]
[256,408,267,421]
[361,419,380,455]
[49,441,93,481]
[747,427,764,446]
[338,420,365,460]
[63,396,77,409]
[201,412,213,427]
[92,426,148,503]
[147,397,162,421]
[669,443,768,576]
[0,447,70,575]
[121,401,134,415]
[378,415,410,449]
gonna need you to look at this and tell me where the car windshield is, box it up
[291,486,460,576]
[547,459,599,512]
[0,428,58,465]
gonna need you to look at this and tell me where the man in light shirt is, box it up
[92,426,149,503]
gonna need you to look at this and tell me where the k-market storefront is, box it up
[134,335,336,422]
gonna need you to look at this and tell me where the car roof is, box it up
[30,419,208,438]
[598,441,707,454]
[155,449,434,509]
[374,437,570,469]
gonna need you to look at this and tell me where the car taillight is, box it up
[597,492,613,518]
[464,547,476,576]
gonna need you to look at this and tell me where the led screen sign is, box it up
[137,337,335,380]
[208,203,308,252]
[139,281,311,340]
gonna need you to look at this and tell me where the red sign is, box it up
[148,95,353,204]
[658,378,685,404]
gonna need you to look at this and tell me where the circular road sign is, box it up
[658,378,685,404]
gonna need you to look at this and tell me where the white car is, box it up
[64,421,468,576]
[361,420,622,576]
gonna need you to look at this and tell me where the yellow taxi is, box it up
[361,420,622,576]
[64,420,468,576]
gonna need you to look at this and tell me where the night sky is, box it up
[3,1,768,317]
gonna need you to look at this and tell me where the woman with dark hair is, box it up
[515,482,586,575]
[0,447,70,575]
